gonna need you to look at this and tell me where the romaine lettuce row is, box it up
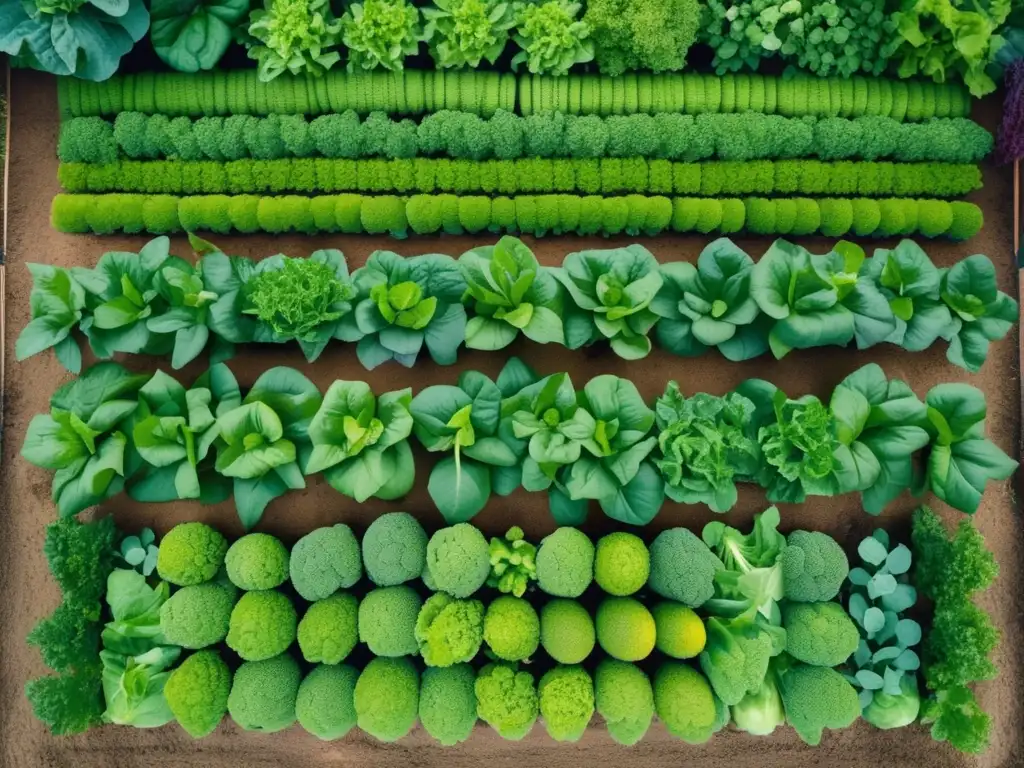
[938,255,1018,373]
[21,363,149,517]
[304,381,415,504]
[554,245,663,360]
[459,236,565,351]
[336,250,468,369]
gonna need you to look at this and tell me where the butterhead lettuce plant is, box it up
[246,0,344,81]
[16,263,92,374]
[938,255,1018,374]
[423,0,515,68]
[341,0,425,71]
[511,0,593,75]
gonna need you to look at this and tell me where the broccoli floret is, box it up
[538,665,595,742]
[475,663,538,740]
[535,527,594,598]
[781,602,859,667]
[426,523,491,598]
[289,524,362,601]
[225,533,289,591]
[654,662,721,744]
[699,615,782,706]
[297,593,358,665]
[362,512,428,587]
[160,583,236,649]
[594,659,654,746]
[596,597,656,662]
[780,530,849,603]
[354,657,420,743]
[540,599,595,665]
[228,654,301,733]
[226,591,297,662]
[483,596,540,662]
[419,664,478,746]
[358,586,421,657]
[415,593,484,667]
[594,532,649,596]
[164,650,231,738]
[648,528,722,607]
[295,664,358,741]
[157,522,228,586]
[775,658,861,746]
[652,602,706,660]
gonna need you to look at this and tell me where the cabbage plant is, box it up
[423,0,515,68]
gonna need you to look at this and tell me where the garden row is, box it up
[21,354,1015,528]
[28,507,998,755]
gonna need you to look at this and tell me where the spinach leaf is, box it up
[15,263,95,374]
[939,255,1018,373]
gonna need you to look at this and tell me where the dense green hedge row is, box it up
[58,111,993,166]
[59,70,969,122]
[58,158,982,200]
[51,193,982,240]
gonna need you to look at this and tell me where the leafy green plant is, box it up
[246,0,344,81]
[938,254,1018,373]
[584,0,700,75]
[341,0,424,71]
[554,246,663,360]
[15,264,91,374]
[150,0,249,72]
[780,0,897,77]
[488,526,537,597]
[459,236,564,351]
[700,0,802,73]
[423,0,515,68]
[511,0,594,76]
[336,250,467,370]
[117,528,158,576]
[146,249,221,370]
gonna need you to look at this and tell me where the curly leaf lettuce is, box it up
[342,0,424,71]
[511,0,594,76]
[247,0,344,81]
[423,0,515,68]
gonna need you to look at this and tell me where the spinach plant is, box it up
[16,264,91,374]
[147,254,220,369]
[939,255,1018,374]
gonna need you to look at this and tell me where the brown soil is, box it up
[1,69,1021,768]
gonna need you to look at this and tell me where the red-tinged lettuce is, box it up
[938,254,1018,373]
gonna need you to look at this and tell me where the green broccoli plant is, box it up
[654,384,760,514]
[511,0,594,76]
[554,245,663,360]
[423,0,515,68]
[305,380,415,504]
[341,0,425,72]
[150,0,249,73]
[336,250,467,370]
[117,528,159,577]
[938,254,1018,373]
[459,236,565,351]
[247,0,344,81]
[21,363,149,517]
[488,527,537,597]
[411,363,525,523]
[845,529,922,731]
[773,655,861,746]
[652,238,766,361]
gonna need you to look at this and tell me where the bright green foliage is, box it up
[415,593,484,667]
[596,597,656,662]
[653,663,722,744]
[700,613,784,706]
[701,0,802,74]
[361,512,428,586]
[295,664,358,740]
[540,599,595,665]
[594,532,648,596]
[354,657,420,742]
[246,0,343,81]
[227,654,301,733]
[912,507,998,606]
[535,527,594,598]
[297,593,359,665]
[225,534,289,591]
[782,602,859,667]
[538,665,594,742]
[585,0,699,75]
[159,584,236,649]
[150,0,248,73]
[511,0,593,76]
[15,263,89,374]
[594,659,653,745]
[781,0,896,77]
[731,676,785,736]
[419,664,478,745]
[227,591,297,662]
[424,0,515,68]
[289,524,362,601]
[484,596,540,662]
[939,254,1018,373]
[488,526,538,597]
[426,523,492,598]
[648,528,723,607]
[774,658,861,746]
[780,530,849,603]
[358,586,422,657]
[341,0,424,72]
[475,663,538,740]
[920,685,992,755]
[164,650,231,738]
[157,522,227,587]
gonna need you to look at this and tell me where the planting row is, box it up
[20,356,1015,527]
[50,194,984,241]
[57,112,994,167]
[28,507,998,755]
[56,159,983,201]
[59,71,971,122]
[18,235,1013,378]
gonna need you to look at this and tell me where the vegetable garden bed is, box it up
[0,68,1020,768]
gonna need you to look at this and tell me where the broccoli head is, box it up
[780,531,849,603]
[419,664,478,746]
[538,665,595,742]
[227,653,301,733]
[160,583,236,650]
[362,512,428,587]
[699,614,783,706]
[164,650,231,738]
[354,657,420,743]
[297,593,358,665]
[594,659,654,746]
[484,596,540,662]
[358,586,421,657]
[648,528,723,607]
[157,522,228,586]
[654,662,721,744]
[289,524,362,601]
[225,533,289,591]
[426,523,491,598]
[540,599,595,665]
[475,662,538,740]
[781,601,859,667]
[226,590,297,662]
[594,532,649,596]
[295,664,358,741]
[415,593,484,667]
[775,658,861,746]
[535,527,594,598]
[596,597,656,662]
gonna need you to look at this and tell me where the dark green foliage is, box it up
[25,670,105,736]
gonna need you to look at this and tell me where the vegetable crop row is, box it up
[59,70,970,122]
[50,193,984,241]
[58,111,993,167]
[56,158,982,200]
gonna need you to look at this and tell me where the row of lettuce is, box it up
[28,506,998,754]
